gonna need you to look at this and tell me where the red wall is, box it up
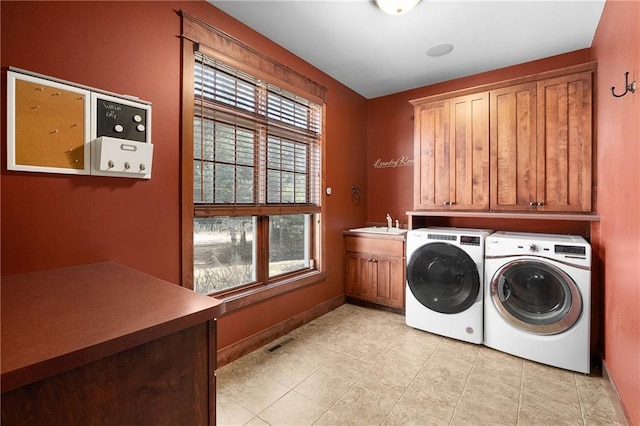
[1,2,367,349]
[591,1,640,423]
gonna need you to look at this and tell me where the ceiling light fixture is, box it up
[371,0,422,15]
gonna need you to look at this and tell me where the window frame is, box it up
[180,11,327,311]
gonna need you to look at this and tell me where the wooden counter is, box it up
[1,261,225,425]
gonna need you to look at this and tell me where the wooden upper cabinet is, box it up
[414,92,489,210]
[490,83,538,211]
[414,99,450,210]
[450,92,490,210]
[536,72,593,212]
[490,73,593,212]
[413,63,595,214]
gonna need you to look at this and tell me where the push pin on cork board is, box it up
[7,70,91,175]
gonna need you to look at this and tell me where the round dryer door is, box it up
[490,260,582,335]
[406,242,480,314]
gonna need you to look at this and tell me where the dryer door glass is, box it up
[490,260,582,335]
[406,242,480,314]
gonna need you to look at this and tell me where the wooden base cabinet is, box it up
[344,233,405,310]
[1,262,224,426]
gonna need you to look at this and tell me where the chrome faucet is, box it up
[386,214,393,229]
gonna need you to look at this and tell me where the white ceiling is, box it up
[209,0,606,99]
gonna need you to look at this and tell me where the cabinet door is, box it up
[490,83,537,211]
[345,252,376,300]
[344,236,405,309]
[449,92,489,210]
[374,256,405,309]
[414,99,450,210]
[414,93,489,210]
[536,72,592,212]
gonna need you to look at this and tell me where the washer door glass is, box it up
[407,242,480,314]
[490,260,582,335]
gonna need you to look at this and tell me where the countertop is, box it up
[1,261,225,393]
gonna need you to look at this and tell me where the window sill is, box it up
[213,270,326,313]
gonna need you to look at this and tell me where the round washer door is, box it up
[406,242,480,314]
[490,260,582,335]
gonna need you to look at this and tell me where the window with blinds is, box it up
[190,51,324,296]
[193,52,321,209]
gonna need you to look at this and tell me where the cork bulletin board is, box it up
[7,71,91,174]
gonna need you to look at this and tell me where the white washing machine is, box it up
[484,231,591,373]
[406,227,493,344]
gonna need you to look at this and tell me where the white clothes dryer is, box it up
[484,231,592,373]
[406,227,493,344]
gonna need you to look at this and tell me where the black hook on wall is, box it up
[351,185,362,206]
[611,72,636,98]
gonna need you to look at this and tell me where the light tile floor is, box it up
[217,303,627,425]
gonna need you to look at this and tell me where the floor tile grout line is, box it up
[311,378,358,425]
[516,358,525,425]
[572,373,589,426]
[380,336,443,425]
[447,347,481,425]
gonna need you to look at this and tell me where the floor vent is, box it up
[267,344,282,353]
[266,337,294,353]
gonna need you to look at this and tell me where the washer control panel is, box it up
[426,233,483,245]
[427,233,457,241]
[460,235,481,246]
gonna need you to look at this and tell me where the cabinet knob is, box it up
[537,202,544,207]
[529,201,536,207]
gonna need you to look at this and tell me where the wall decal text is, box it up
[373,156,414,169]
